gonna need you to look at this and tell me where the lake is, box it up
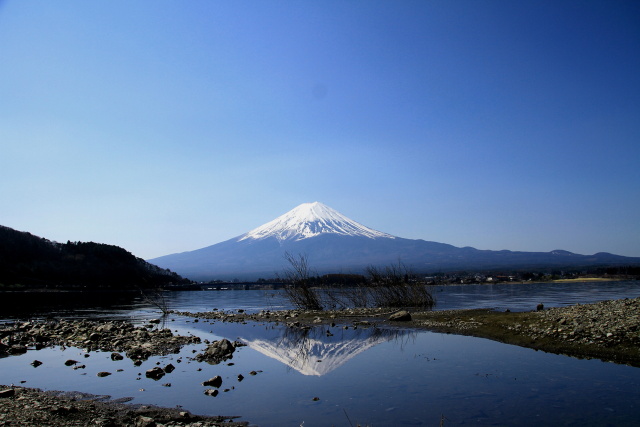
[1,280,639,426]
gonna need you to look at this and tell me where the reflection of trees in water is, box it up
[281,324,416,344]
[279,327,313,370]
[0,292,142,319]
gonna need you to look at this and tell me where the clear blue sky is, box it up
[1,0,639,259]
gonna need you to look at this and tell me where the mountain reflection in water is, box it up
[192,320,412,376]
[249,326,412,376]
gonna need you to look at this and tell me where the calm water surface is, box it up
[1,280,639,426]
[165,280,640,314]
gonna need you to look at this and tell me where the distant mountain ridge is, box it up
[148,202,640,281]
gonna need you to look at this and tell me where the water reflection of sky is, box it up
[431,280,640,312]
[2,281,640,425]
[2,314,640,426]
[169,280,640,314]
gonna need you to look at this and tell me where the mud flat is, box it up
[177,296,640,367]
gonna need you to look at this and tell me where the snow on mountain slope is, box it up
[245,329,393,376]
[239,202,395,242]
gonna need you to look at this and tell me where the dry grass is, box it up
[365,264,435,309]
[281,256,435,311]
[552,277,618,283]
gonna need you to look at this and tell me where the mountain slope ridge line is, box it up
[147,202,640,281]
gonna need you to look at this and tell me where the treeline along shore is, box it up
[0,225,189,290]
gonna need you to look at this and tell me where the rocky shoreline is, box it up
[174,296,640,367]
[0,319,202,361]
[0,385,247,426]
[1,297,638,425]
[0,319,248,426]
[407,297,640,366]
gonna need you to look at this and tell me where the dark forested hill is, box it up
[0,225,189,289]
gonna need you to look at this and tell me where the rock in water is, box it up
[195,339,237,364]
[202,376,223,388]
[206,339,235,357]
[145,367,165,380]
[389,310,412,321]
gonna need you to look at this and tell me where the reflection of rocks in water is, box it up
[244,326,412,376]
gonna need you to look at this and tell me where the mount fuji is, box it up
[238,201,395,242]
[148,202,640,281]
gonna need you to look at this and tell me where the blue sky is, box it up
[1,0,639,259]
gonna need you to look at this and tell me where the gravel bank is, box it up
[501,297,640,347]
[407,297,640,366]
[0,319,249,426]
[178,297,640,367]
[0,319,201,360]
[0,385,247,426]
[2,298,637,424]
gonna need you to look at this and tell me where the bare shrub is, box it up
[281,252,323,311]
[315,274,369,309]
[280,256,434,310]
[138,286,170,315]
[365,263,435,309]
[341,284,371,308]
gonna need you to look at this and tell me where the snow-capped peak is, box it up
[239,202,395,242]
